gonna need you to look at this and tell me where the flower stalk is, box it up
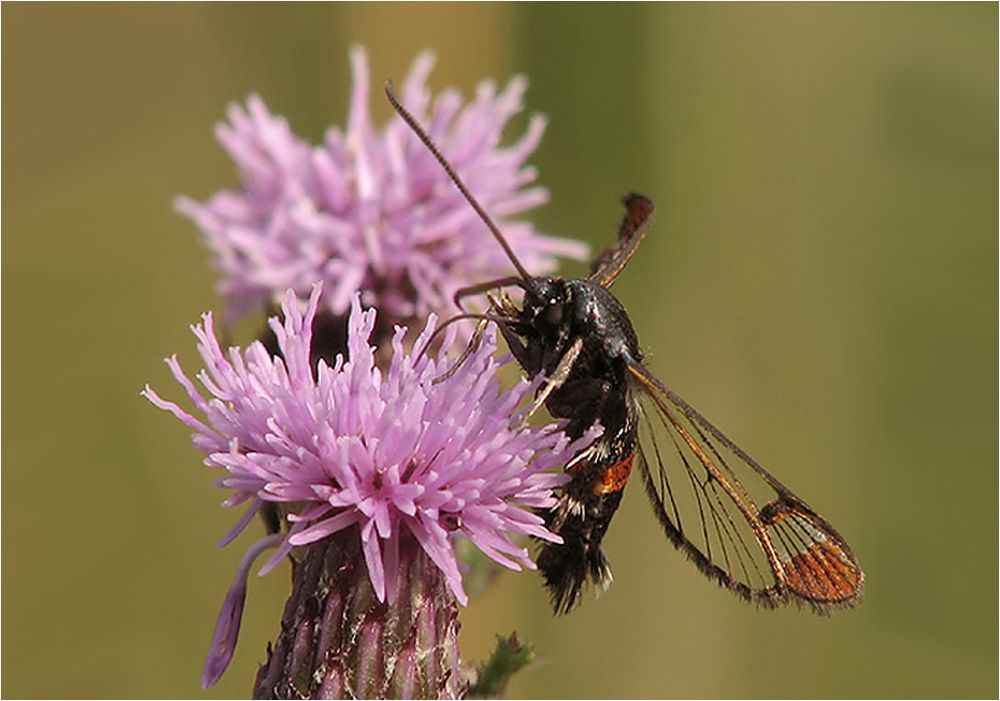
[253,527,460,699]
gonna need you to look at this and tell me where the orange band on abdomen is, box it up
[592,453,635,496]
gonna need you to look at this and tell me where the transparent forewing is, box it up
[633,383,783,606]
[589,194,656,288]
[626,362,864,611]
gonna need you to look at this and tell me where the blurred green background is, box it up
[4,3,997,698]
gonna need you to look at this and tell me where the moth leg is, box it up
[433,318,489,384]
[526,338,584,419]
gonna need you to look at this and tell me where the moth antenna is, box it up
[384,80,541,297]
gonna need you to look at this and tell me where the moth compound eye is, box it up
[539,302,565,330]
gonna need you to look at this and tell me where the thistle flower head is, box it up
[177,47,588,325]
[145,284,596,602]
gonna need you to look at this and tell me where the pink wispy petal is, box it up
[177,47,589,326]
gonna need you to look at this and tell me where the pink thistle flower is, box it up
[143,284,597,689]
[177,47,588,326]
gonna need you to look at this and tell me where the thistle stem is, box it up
[253,526,461,699]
